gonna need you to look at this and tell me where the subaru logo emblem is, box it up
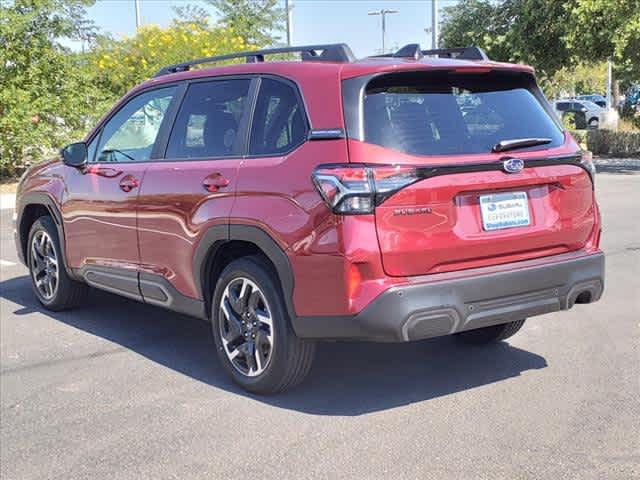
[502,158,524,174]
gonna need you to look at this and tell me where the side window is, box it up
[165,79,251,159]
[249,78,308,156]
[556,102,569,112]
[95,86,176,163]
[86,133,99,162]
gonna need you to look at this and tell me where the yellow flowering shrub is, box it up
[92,22,249,97]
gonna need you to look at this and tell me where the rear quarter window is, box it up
[249,78,308,156]
[360,71,564,156]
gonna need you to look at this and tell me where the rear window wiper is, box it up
[492,138,552,153]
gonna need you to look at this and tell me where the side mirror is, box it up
[61,142,88,167]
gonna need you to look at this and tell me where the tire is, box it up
[211,255,315,394]
[27,216,88,311]
[455,319,526,345]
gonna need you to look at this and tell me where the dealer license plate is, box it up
[479,191,531,231]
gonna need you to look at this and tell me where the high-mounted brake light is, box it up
[311,164,420,214]
[453,67,492,74]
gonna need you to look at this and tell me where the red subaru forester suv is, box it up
[15,44,604,393]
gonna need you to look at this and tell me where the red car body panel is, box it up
[137,159,241,298]
[375,167,596,276]
[19,160,65,204]
[62,163,146,271]
[233,140,353,316]
[364,142,598,277]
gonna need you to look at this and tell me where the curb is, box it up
[593,157,640,173]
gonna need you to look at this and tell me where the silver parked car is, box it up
[553,99,603,129]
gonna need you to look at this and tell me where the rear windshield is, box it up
[362,71,564,155]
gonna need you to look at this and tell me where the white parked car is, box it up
[553,99,604,129]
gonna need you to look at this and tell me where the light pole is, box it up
[431,0,438,49]
[368,9,399,54]
[285,0,293,46]
[134,0,142,30]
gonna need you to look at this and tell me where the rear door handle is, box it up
[203,173,230,193]
[119,175,139,193]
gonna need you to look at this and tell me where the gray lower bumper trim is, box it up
[294,252,605,342]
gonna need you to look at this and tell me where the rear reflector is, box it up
[312,164,419,214]
[347,263,362,298]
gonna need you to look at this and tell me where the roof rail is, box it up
[154,43,356,77]
[421,46,489,61]
[393,43,423,60]
[382,44,490,61]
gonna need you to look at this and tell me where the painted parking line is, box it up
[0,193,16,210]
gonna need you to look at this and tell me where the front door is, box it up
[61,86,178,290]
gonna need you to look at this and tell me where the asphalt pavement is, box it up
[1,171,639,479]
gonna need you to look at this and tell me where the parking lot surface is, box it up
[1,172,639,479]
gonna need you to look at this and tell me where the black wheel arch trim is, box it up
[192,224,229,303]
[16,192,78,279]
[229,225,296,322]
[193,223,297,321]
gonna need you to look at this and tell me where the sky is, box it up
[76,0,462,58]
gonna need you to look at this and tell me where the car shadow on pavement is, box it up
[1,275,547,416]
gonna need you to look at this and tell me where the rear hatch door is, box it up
[345,69,596,276]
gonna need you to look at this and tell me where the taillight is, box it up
[312,164,420,214]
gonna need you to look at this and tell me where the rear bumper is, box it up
[294,251,604,342]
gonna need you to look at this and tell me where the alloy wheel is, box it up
[219,277,274,377]
[30,230,58,300]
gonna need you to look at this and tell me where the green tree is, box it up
[506,0,572,77]
[0,0,104,175]
[439,0,514,62]
[440,0,640,92]
[439,0,571,78]
[544,62,608,99]
[205,0,285,46]
[565,0,640,87]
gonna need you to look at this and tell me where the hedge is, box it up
[571,129,640,157]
